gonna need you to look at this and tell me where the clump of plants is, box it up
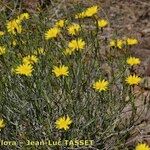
[0,4,149,150]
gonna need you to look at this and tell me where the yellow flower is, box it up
[52,65,69,77]
[109,39,124,49]
[45,27,60,40]
[98,19,108,28]
[109,39,116,47]
[75,12,86,19]
[0,31,5,36]
[0,118,5,129]
[85,6,98,17]
[75,5,98,19]
[125,74,142,85]
[55,19,65,28]
[0,46,6,55]
[6,19,22,34]
[63,48,75,56]
[68,38,85,51]
[23,55,38,65]
[17,13,30,21]
[55,115,72,130]
[117,39,124,49]
[34,48,45,55]
[135,143,150,150]
[15,64,33,76]
[127,38,138,45]
[67,23,81,35]
[127,57,141,66]
[93,79,109,92]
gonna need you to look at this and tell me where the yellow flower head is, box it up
[52,65,69,77]
[55,19,65,28]
[75,12,86,19]
[135,143,150,150]
[63,48,75,56]
[75,6,98,19]
[55,115,72,130]
[85,6,98,17]
[23,55,38,65]
[125,74,142,85]
[93,79,109,92]
[0,31,5,36]
[127,57,141,66]
[17,13,30,21]
[68,38,85,51]
[0,118,5,129]
[110,39,116,47]
[0,46,6,55]
[67,23,81,35]
[98,19,108,28]
[6,19,22,34]
[45,27,60,40]
[109,39,124,49]
[117,39,124,49]
[15,64,33,76]
[127,38,138,45]
[34,48,45,55]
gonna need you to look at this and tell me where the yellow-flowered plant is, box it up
[127,57,141,66]
[93,79,109,92]
[63,48,75,56]
[52,65,69,77]
[17,13,30,22]
[22,55,38,65]
[75,12,86,19]
[135,143,150,150]
[109,39,116,47]
[68,38,85,51]
[45,27,60,40]
[55,115,72,130]
[75,5,98,19]
[0,31,5,36]
[15,64,33,76]
[67,23,81,35]
[55,19,65,28]
[125,74,142,85]
[127,38,138,45]
[110,39,125,49]
[117,39,124,49]
[98,19,108,28]
[6,19,22,34]
[85,5,98,17]
[0,118,5,129]
[1,4,146,149]
[0,46,6,55]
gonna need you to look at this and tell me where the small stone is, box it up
[141,77,150,90]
